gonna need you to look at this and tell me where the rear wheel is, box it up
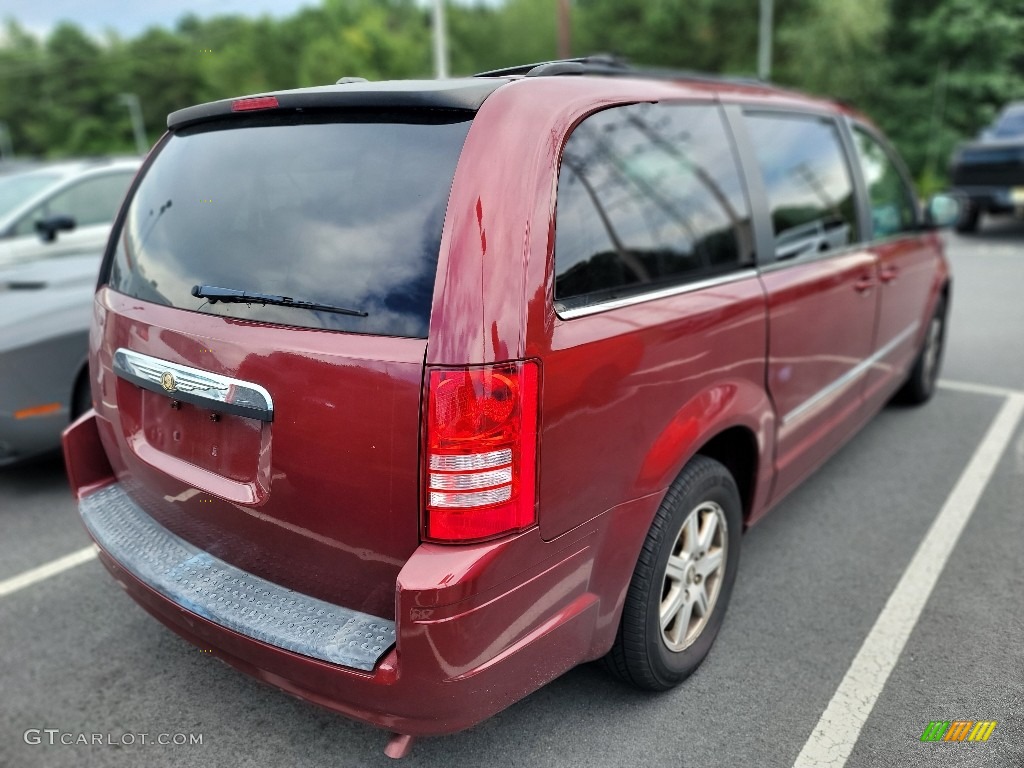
[604,455,742,691]
[897,296,947,405]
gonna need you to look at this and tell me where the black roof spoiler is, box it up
[167,79,505,130]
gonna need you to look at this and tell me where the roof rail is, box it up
[473,54,629,78]
[473,54,775,91]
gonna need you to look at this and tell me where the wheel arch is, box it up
[939,276,952,306]
[694,426,760,525]
[634,379,775,528]
[70,355,92,418]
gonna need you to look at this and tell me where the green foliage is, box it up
[0,0,1021,190]
[877,0,1024,184]
[577,0,757,74]
[774,0,889,105]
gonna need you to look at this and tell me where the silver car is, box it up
[0,251,103,464]
[0,159,139,464]
[0,158,140,268]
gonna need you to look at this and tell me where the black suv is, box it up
[949,102,1024,233]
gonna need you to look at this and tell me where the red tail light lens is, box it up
[425,361,539,542]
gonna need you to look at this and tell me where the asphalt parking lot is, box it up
[1,222,1022,768]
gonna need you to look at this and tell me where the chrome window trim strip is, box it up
[782,321,920,426]
[555,269,759,320]
[112,347,274,422]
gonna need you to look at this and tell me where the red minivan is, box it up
[63,57,955,756]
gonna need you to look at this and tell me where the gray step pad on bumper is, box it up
[80,484,396,671]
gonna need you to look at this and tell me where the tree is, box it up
[0,20,48,156]
[38,23,118,156]
[0,0,1019,188]
[878,0,1024,185]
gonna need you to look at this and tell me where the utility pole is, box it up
[118,93,148,155]
[432,0,449,79]
[557,0,571,60]
[924,61,949,185]
[758,0,773,81]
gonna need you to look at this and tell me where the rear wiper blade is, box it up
[191,285,368,318]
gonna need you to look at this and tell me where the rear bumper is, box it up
[80,484,396,671]
[64,412,623,736]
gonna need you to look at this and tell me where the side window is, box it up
[852,126,917,238]
[11,209,39,236]
[554,103,752,312]
[745,112,859,260]
[12,172,133,236]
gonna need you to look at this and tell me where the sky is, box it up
[2,0,321,40]
[0,1,496,40]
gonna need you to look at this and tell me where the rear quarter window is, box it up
[107,111,472,337]
[553,102,753,314]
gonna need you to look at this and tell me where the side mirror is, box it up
[35,214,76,243]
[924,193,961,229]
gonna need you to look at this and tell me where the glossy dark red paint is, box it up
[89,288,425,619]
[63,73,950,740]
[762,249,880,502]
[863,232,946,408]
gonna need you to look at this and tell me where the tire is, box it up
[896,296,947,405]
[604,455,742,691]
[72,372,92,418]
[954,203,979,234]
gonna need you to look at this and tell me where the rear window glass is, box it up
[107,111,472,337]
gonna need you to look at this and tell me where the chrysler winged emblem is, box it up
[161,371,177,392]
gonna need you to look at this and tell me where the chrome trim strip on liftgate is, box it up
[80,484,396,671]
[113,348,274,422]
[782,321,920,426]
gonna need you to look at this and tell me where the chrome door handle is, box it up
[854,276,876,293]
[879,266,900,283]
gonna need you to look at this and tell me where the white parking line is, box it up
[939,378,1024,398]
[792,392,1024,768]
[0,546,96,598]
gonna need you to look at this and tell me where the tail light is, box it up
[231,96,279,112]
[424,361,539,542]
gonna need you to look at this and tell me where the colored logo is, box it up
[161,371,177,392]
[920,720,997,742]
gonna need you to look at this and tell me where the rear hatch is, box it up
[92,92,483,620]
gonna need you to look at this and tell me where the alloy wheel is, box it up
[659,500,727,652]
